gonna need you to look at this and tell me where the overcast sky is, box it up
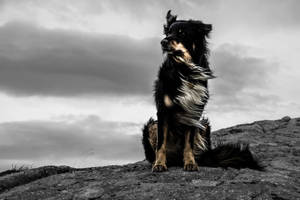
[0,0,299,171]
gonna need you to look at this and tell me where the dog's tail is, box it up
[197,143,263,171]
[142,118,156,164]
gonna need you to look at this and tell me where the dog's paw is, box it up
[184,163,199,171]
[152,164,168,172]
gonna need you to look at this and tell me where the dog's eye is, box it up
[178,29,185,36]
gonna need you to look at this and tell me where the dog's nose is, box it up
[161,39,169,47]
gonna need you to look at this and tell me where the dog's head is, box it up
[161,10,212,64]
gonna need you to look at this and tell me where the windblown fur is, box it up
[142,118,263,170]
[142,10,262,172]
[175,65,214,129]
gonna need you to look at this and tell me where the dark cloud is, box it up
[211,44,274,96]
[0,116,144,166]
[208,44,279,112]
[0,22,161,96]
[0,22,280,103]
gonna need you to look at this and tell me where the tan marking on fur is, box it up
[192,43,196,51]
[183,130,199,171]
[170,41,192,63]
[187,82,194,89]
[156,124,168,162]
[164,95,173,107]
[148,123,157,150]
[148,123,181,157]
[152,122,168,171]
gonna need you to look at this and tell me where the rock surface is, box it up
[0,116,299,200]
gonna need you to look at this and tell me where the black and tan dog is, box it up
[142,11,262,172]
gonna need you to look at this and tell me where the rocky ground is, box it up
[0,116,299,200]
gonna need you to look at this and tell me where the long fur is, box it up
[142,119,263,170]
[197,143,263,170]
[142,10,262,171]
[142,118,156,164]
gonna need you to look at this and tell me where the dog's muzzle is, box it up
[161,38,171,52]
[161,38,181,55]
[161,38,168,47]
[161,40,186,60]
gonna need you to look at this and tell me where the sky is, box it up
[0,0,299,171]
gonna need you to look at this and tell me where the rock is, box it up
[281,116,291,122]
[0,117,299,200]
[0,166,74,193]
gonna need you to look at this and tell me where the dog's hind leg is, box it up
[183,128,199,171]
[152,118,168,172]
[142,118,157,164]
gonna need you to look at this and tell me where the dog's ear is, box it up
[164,10,177,34]
[194,21,212,36]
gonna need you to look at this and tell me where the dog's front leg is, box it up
[152,117,168,172]
[183,128,199,171]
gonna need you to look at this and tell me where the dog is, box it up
[142,10,262,172]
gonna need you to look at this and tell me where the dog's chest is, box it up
[160,75,206,110]
[157,63,210,129]
[164,95,174,107]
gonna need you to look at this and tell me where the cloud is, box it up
[107,0,300,30]
[190,0,300,29]
[208,44,279,112]
[0,21,287,111]
[0,22,161,96]
[0,115,145,169]
[211,44,276,96]
[204,44,293,130]
[1,0,299,39]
